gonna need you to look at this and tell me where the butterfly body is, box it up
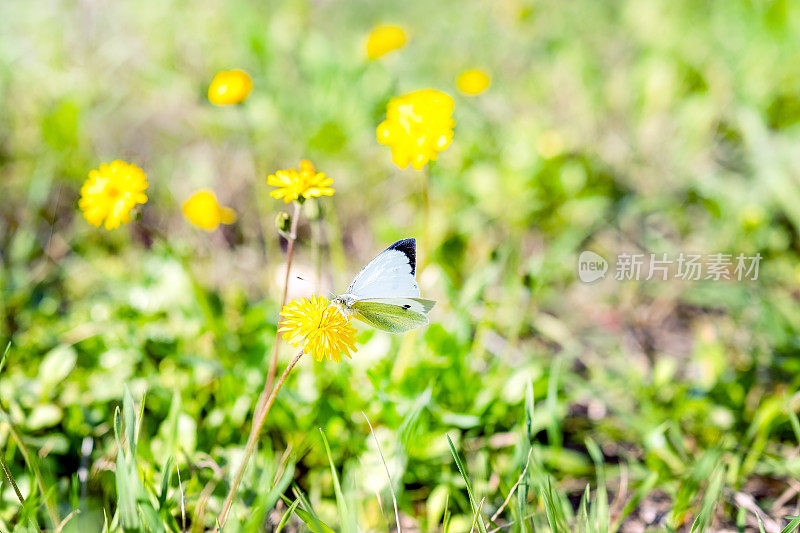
[333,238,434,333]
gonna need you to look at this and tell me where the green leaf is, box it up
[38,345,76,394]
[26,404,63,430]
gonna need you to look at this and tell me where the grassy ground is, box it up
[3,0,800,531]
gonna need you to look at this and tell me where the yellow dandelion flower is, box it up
[267,159,334,203]
[279,296,358,363]
[79,160,148,230]
[208,70,253,105]
[377,89,455,170]
[366,25,406,60]
[456,69,491,95]
[182,190,237,231]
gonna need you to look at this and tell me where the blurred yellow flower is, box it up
[182,190,237,231]
[366,25,407,60]
[377,89,455,170]
[279,296,358,362]
[79,160,148,230]
[267,159,334,203]
[208,70,253,105]
[456,69,491,95]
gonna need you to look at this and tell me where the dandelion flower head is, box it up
[456,69,491,95]
[208,70,253,105]
[376,89,455,170]
[279,296,358,362]
[366,25,406,60]
[79,160,148,230]
[182,190,237,231]
[268,159,334,203]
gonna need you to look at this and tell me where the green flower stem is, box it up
[0,453,43,533]
[0,454,24,506]
[0,402,58,528]
[264,201,301,400]
[420,163,432,271]
[217,348,304,529]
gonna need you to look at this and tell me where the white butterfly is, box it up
[332,238,435,333]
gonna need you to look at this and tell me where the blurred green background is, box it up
[3,0,800,531]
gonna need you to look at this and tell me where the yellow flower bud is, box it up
[208,70,253,105]
[456,69,491,96]
[366,25,406,60]
[183,190,236,231]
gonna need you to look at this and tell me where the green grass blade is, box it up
[446,434,488,533]
[291,484,333,533]
[442,493,452,533]
[756,512,766,533]
[546,358,562,452]
[0,343,9,375]
[319,427,354,532]
[614,471,657,531]
[585,438,608,532]
[292,507,336,533]
[470,497,486,533]
[115,444,138,530]
[785,396,800,446]
[525,377,534,442]
[157,456,174,510]
[0,345,58,529]
[781,516,800,533]
[275,499,300,533]
[122,385,137,458]
[577,484,590,533]
[246,462,295,531]
[690,467,724,533]
[539,476,568,533]
[138,501,165,533]
[17,488,42,532]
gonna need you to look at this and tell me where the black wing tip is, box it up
[387,238,416,275]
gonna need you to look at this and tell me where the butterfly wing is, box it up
[344,239,435,333]
[346,238,420,299]
[350,300,429,333]
[359,297,435,315]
